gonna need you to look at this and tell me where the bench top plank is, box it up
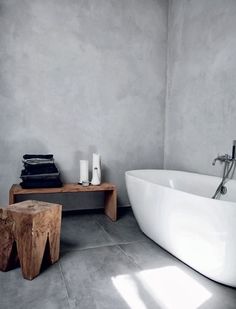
[10,183,116,195]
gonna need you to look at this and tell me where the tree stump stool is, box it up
[0,200,62,280]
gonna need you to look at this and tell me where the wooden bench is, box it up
[0,200,62,280]
[9,183,117,221]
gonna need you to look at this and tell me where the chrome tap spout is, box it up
[212,154,231,166]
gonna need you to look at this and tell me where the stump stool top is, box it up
[8,200,61,214]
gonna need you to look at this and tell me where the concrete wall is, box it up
[165,0,236,177]
[0,0,168,206]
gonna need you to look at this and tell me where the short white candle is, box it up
[79,160,89,183]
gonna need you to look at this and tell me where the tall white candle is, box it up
[79,160,89,183]
[91,153,101,185]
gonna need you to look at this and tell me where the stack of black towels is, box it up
[20,154,63,189]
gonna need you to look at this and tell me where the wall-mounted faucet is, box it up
[212,140,236,199]
[212,140,236,166]
[212,154,231,166]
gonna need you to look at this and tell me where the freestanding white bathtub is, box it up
[125,169,236,287]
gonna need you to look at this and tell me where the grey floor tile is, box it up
[96,209,148,244]
[60,245,162,309]
[1,210,236,309]
[120,239,236,309]
[60,213,115,252]
[0,263,70,309]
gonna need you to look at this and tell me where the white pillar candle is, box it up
[79,160,89,183]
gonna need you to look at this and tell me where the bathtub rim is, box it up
[125,169,236,206]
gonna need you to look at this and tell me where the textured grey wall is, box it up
[165,0,236,177]
[0,0,168,206]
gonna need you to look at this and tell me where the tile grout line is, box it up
[61,243,118,255]
[90,217,149,249]
[116,243,144,271]
[94,212,146,244]
[94,218,117,243]
[58,260,72,309]
[61,238,146,254]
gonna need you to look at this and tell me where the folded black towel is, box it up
[20,154,63,188]
[22,163,59,175]
[23,154,54,160]
[23,158,54,165]
[20,177,63,189]
[20,172,60,180]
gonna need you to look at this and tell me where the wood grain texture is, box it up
[0,209,15,271]
[9,189,14,205]
[9,183,116,196]
[9,183,117,221]
[0,200,62,280]
[104,189,117,222]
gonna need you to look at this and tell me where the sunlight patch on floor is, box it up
[112,274,148,309]
[112,266,212,309]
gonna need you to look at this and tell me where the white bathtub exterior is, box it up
[125,169,236,287]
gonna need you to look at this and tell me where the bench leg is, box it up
[9,190,15,205]
[104,189,117,221]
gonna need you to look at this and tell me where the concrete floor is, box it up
[0,208,236,309]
